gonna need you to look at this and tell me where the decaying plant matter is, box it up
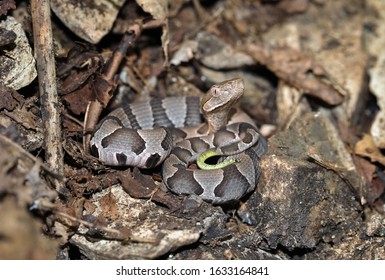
[0,0,384,260]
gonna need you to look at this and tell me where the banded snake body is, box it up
[90,78,267,204]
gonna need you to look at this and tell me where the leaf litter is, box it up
[0,0,384,260]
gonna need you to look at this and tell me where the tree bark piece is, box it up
[31,0,65,194]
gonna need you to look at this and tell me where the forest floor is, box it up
[0,0,384,259]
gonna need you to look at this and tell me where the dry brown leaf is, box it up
[246,44,344,105]
[355,134,385,166]
[98,191,119,221]
[0,84,24,111]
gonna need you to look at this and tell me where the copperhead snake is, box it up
[90,78,267,204]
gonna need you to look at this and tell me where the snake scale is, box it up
[90,78,267,204]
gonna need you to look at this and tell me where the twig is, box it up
[192,0,209,21]
[31,0,65,194]
[83,30,139,152]
[55,211,157,243]
[63,112,84,128]
[83,20,164,153]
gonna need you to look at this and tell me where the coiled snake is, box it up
[90,78,267,204]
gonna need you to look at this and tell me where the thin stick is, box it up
[83,27,140,152]
[30,0,65,194]
[83,21,162,152]
[55,211,157,243]
[192,0,209,21]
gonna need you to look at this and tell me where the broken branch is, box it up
[31,0,65,194]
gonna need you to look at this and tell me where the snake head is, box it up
[201,78,245,114]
